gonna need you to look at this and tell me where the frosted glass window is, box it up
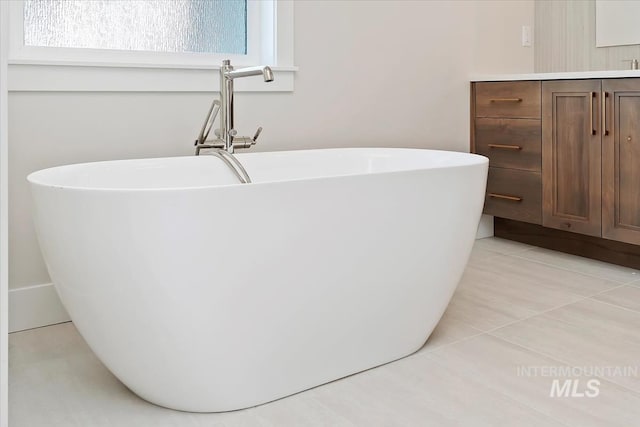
[23,0,247,55]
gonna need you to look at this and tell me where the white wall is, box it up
[7,1,534,330]
[474,0,535,74]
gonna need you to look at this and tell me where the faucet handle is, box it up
[227,128,263,150]
[253,127,263,142]
[194,99,220,146]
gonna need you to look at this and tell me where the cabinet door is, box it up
[602,79,640,244]
[542,80,602,236]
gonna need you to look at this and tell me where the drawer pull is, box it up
[488,193,523,202]
[489,98,523,103]
[488,144,522,150]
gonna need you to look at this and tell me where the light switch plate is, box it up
[522,25,532,47]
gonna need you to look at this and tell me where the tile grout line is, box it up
[477,282,629,336]
[8,320,72,336]
[425,282,630,356]
[625,277,640,286]
[506,251,640,285]
[478,277,640,396]
[424,253,631,356]
[423,311,640,423]
[415,294,588,357]
[414,329,489,356]
[467,250,507,266]
[475,237,537,253]
[586,282,630,296]
[471,244,537,264]
[586,294,640,315]
[478,297,592,336]
[434,240,640,414]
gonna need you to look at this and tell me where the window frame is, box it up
[6,0,295,92]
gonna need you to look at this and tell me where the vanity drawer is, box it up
[475,118,541,171]
[475,81,541,119]
[484,167,542,224]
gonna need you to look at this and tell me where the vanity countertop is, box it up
[470,70,640,82]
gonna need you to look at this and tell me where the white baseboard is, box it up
[9,283,70,333]
[476,214,494,239]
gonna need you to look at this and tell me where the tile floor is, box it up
[9,237,640,426]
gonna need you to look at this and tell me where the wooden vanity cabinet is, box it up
[472,81,542,225]
[471,77,640,268]
[542,80,602,237]
[541,78,640,243]
[602,79,640,245]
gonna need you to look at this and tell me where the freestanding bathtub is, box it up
[28,148,488,412]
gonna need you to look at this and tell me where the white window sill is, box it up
[7,62,297,92]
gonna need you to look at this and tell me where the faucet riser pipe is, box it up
[220,62,235,153]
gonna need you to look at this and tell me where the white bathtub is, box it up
[28,148,488,412]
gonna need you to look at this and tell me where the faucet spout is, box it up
[195,60,273,156]
[225,65,274,82]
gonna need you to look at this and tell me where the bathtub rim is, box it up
[27,147,489,193]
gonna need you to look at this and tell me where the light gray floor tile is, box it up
[468,237,534,267]
[474,237,535,255]
[312,350,566,427]
[626,278,640,288]
[444,254,618,331]
[414,309,482,354]
[445,275,540,332]
[490,299,640,393]
[428,334,640,427]
[513,247,640,284]
[592,285,640,312]
[469,253,621,298]
[467,244,502,266]
[9,323,350,427]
